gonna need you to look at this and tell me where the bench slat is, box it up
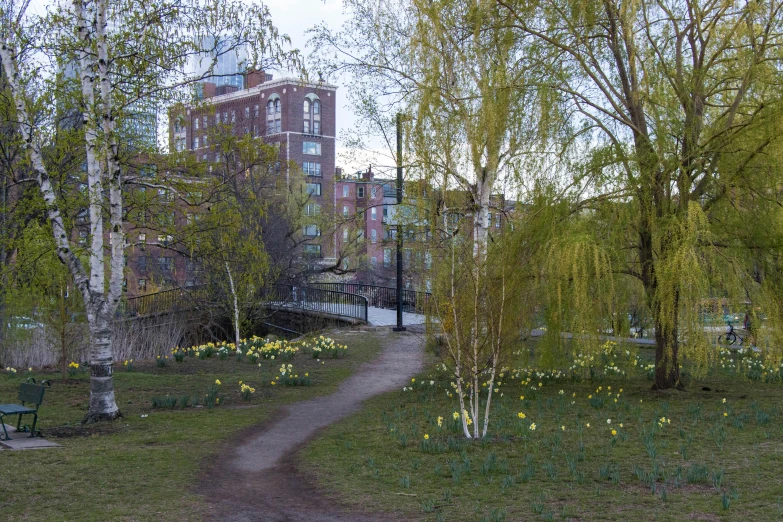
[0,404,37,415]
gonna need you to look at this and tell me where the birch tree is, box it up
[0,0,295,421]
[314,0,544,438]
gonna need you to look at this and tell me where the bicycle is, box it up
[718,323,744,346]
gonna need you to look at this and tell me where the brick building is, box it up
[170,71,338,261]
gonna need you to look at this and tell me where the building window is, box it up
[357,186,365,198]
[495,213,501,228]
[231,110,236,122]
[371,229,377,243]
[194,118,199,130]
[244,107,250,119]
[343,228,349,241]
[193,136,199,149]
[371,208,377,220]
[304,244,321,256]
[371,186,377,198]
[222,111,227,124]
[305,203,321,216]
[302,141,321,155]
[158,256,173,271]
[138,256,147,271]
[425,251,432,269]
[78,230,87,245]
[383,248,392,268]
[343,185,349,197]
[267,96,282,133]
[303,94,321,135]
[158,188,172,202]
[303,224,320,237]
[343,205,349,217]
[306,183,321,196]
[253,104,259,118]
[303,162,321,176]
[371,257,377,268]
[203,116,208,129]
[138,233,146,249]
[138,278,147,292]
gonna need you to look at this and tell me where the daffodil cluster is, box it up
[272,364,311,387]
[308,336,348,359]
[242,337,298,362]
[239,381,256,401]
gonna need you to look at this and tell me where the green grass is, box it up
[0,330,380,521]
[303,345,783,521]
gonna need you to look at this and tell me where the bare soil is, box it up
[203,328,425,521]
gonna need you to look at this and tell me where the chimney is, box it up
[363,165,373,181]
[202,82,216,99]
[246,69,265,88]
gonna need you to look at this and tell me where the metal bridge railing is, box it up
[121,286,207,317]
[260,285,369,323]
[308,283,430,313]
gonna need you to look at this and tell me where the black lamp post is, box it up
[393,112,406,332]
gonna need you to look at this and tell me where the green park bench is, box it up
[0,378,50,441]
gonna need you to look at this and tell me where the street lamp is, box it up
[393,112,406,332]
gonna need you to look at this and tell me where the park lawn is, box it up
[0,329,380,522]
[303,345,783,522]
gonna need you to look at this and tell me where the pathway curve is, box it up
[205,328,425,522]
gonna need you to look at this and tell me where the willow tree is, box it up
[0,0,295,421]
[498,0,783,389]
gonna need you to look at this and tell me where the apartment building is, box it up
[169,70,338,261]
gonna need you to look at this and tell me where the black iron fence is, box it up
[308,283,430,313]
[259,285,369,323]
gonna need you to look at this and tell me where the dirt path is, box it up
[205,328,425,522]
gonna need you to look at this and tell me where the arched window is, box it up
[267,94,281,134]
[304,93,321,135]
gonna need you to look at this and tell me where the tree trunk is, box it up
[651,285,683,390]
[83,317,121,422]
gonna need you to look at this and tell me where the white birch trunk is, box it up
[1,0,122,422]
[226,261,241,349]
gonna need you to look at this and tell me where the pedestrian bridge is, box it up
[121,283,428,327]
